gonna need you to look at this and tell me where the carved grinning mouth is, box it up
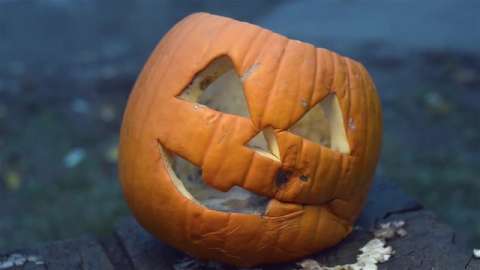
[160,145,270,214]
[160,55,351,215]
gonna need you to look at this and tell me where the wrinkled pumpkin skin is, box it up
[119,13,382,267]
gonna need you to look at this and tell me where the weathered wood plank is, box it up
[114,219,182,270]
[1,236,113,270]
[1,178,478,269]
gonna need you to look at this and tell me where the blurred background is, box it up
[0,0,479,251]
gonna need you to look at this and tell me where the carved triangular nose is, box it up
[246,127,280,162]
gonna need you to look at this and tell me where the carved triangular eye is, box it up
[178,56,250,118]
[290,94,350,154]
[246,127,280,162]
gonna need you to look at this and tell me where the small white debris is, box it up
[374,220,406,240]
[10,254,26,266]
[0,253,44,269]
[396,228,408,237]
[298,221,407,270]
[27,255,44,265]
[392,220,405,228]
[0,260,14,269]
[192,104,207,111]
[473,249,480,259]
[373,226,396,240]
[358,239,393,264]
[298,239,393,270]
[64,148,86,168]
[297,259,323,270]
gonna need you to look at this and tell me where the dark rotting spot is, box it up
[299,175,309,182]
[276,169,291,187]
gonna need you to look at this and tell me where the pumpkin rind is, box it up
[119,13,382,267]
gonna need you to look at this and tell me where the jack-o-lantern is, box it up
[119,13,382,267]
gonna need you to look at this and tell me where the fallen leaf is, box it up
[3,170,21,191]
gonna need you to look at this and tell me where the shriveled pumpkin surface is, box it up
[119,13,382,267]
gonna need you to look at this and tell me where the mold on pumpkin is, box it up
[119,12,382,267]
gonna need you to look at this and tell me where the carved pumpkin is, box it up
[119,13,382,267]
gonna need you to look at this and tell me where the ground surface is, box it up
[0,0,479,251]
[1,178,478,269]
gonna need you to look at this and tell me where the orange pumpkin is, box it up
[119,13,382,267]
